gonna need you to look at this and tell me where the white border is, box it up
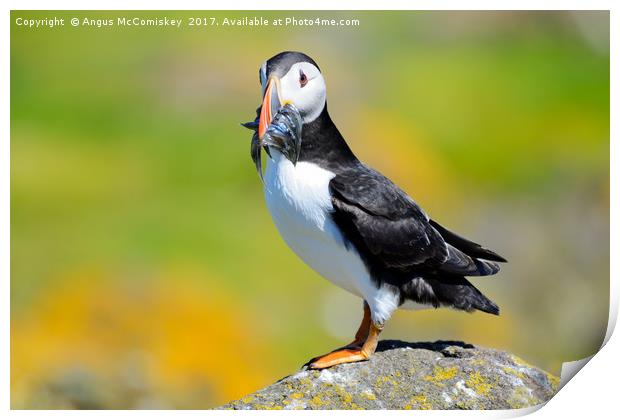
[3,1,617,419]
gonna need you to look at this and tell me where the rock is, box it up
[219,340,559,410]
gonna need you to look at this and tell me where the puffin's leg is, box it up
[308,321,383,370]
[305,301,369,366]
[343,301,371,349]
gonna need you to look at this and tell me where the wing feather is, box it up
[329,163,503,279]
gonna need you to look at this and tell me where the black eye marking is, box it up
[299,69,308,87]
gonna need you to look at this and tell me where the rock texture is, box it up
[220,340,559,410]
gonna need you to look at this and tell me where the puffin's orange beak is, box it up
[258,77,282,139]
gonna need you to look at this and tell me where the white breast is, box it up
[263,151,372,298]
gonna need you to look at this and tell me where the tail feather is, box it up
[431,276,500,315]
[430,219,507,263]
[439,244,501,277]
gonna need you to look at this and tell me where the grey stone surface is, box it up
[219,340,559,410]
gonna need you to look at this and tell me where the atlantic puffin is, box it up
[244,51,506,369]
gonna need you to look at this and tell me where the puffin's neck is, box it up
[299,105,358,172]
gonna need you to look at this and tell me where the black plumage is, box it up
[301,107,506,315]
[265,51,321,77]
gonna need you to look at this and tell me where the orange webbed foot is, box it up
[305,301,383,370]
[307,348,369,369]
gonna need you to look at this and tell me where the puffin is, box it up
[243,51,506,369]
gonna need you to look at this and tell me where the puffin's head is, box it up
[258,51,326,139]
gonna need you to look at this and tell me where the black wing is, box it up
[429,219,507,263]
[329,163,502,279]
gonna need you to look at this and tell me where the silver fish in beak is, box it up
[242,88,302,181]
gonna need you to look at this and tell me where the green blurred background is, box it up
[11,10,609,409]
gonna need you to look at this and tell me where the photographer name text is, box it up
[14,15,360,29]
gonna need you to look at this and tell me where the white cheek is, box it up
[279,69,326,124]
[300,79,326,123]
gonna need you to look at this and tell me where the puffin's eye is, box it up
[299,70,308,87]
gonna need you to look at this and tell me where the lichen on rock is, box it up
[219,340,559,410]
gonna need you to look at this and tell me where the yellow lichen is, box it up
[502,366,526,379]
[511,355,536,369]
[455,400,476,409]
[404,395,433,410]
[333,385,353,406]
[298,378,313,389]
[507,386,538,409]
[424,365,459,383]
[363,392,376,400]
[512,355,560,391]
[241,396,254,404]
[546,373,560,390]
[310,395,324,408]
[252,402,282,410]
[466,372,491,396]
[290,393,303,400]
[375,375,398,387]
